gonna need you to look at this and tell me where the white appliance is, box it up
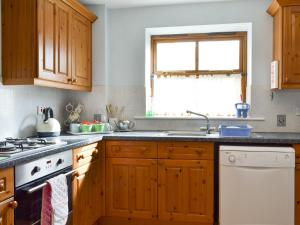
[219,145,295,225]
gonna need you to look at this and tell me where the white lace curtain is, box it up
[150,74,242,117]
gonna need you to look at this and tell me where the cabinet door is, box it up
[55,0,72,82]
[296,165,300,225]
[71,12,92,87]
[283,6,300,85]
[38,0,71,83]
[73,160,102,225]
[106,158,157,219]
[158,159,214,223]
[0,198,17,225]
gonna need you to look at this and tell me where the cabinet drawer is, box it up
[158,142,214,160]
[106,141,157,158]
[73,143,99,169]
[0,168,14,202]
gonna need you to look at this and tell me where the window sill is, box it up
[134,116,265,121]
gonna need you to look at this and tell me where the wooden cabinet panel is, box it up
[73,143,99,168]
[71,13,92,87]
[106,158,157,219]
[158,159,214,223]
[38,0,71,83]
[283,6,300,85]
[56,0,72,81]
[0,198,17,225]
[106,141,157,159]
[38,0,57,80]
[0,168,14,203]
[158,142,213,160]
[73,159,102,225]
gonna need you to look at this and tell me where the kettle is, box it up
[36,107,61,137]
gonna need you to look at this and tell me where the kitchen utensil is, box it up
[36,107,61,137]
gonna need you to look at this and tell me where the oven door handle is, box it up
[26,169,79,194]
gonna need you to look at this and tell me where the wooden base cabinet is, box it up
[2,0,96,91]
[103,141,214,225]
[72,144,103,225]
[106,158,158,219]
[158,159,214,223]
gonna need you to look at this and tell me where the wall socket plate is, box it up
[37,106,48,116]
[277,114,286,127]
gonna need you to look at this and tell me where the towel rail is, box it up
[26,169,79,194]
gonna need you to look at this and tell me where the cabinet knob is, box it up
[8,201,18,209]
[67,78,72,82]
[72,78,77,83]
[92,149,98,156]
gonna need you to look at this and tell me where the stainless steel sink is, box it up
[165,131,219,137]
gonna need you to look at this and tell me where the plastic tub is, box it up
[219,125,253,137]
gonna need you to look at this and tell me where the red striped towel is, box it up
[41,174,69,225]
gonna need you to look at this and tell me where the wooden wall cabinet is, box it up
[2,0,96,91]
[72,143,104,225]
[104,141,214,225]
[268,0,300,89]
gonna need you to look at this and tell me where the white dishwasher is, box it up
[219,145,295,225]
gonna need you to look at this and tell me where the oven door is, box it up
[15,166,73,225]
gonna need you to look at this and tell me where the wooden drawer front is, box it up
[0,168,14,202]
[158,142,214,160]
[106,141,157,159]
[294,144,300,164]
[73,143,99,169]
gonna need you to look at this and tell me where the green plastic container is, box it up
[80,124,93,133]
[93,124,105,132]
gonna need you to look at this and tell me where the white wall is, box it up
[107,0,300,132]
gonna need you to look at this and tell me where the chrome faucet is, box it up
[186,110,211,134]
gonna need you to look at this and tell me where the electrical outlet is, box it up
[37,106,47,116]
[277,114,286,127]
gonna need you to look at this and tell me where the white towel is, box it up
[41,174,69,225]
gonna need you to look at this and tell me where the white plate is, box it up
[67,131,114,135]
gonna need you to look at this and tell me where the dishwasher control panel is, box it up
[220,146,295,168]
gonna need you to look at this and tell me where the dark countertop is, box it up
[0,131,300,169]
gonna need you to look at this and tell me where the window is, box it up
[149,32,247,117]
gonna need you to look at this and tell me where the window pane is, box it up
[156,42,196,71]
[151,75,242,117]
[198,40,240,71]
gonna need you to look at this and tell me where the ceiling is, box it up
[80,0,236,9]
